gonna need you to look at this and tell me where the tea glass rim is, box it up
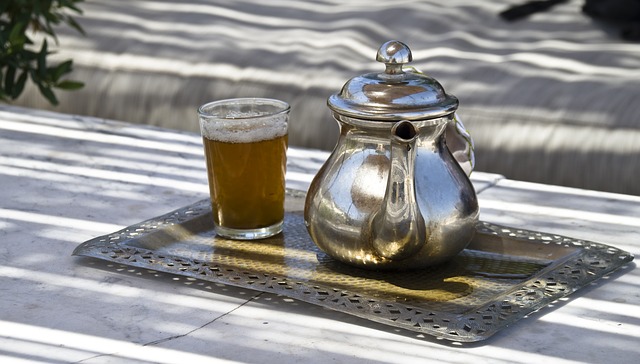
[198,98,290,121]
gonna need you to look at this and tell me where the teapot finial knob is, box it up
[376,40,412,75]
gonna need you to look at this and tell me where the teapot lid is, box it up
[328,40,458,121]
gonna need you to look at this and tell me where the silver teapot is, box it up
[304,40,479,270]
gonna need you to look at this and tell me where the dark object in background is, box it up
[499,0,569,21]
[500,0,640,41]
[582,0,640,40]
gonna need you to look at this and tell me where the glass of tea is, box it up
[198,98,289,240]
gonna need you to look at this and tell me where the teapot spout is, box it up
[370,121,427,260]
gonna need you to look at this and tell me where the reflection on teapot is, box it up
[304,40,479,270]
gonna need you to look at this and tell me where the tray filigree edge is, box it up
[73,199,634,343]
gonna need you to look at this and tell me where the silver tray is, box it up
[73,190,634,342]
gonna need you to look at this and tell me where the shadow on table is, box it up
[73,250,637,357]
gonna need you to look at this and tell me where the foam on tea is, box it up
[199,108,288,143]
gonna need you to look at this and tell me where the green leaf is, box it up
[8,21,27,46]
[4,65,16,96]
[52,60,73,81]
[37,39,48,79]
[60,0,84,14]
[65,16,85,35]
[56,80,83,90]
[12,70,29,98]
[37,83,59,105]
[33,0,43,15]
[21,49,39,61]
[28,68,38,82]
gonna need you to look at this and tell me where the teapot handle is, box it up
[447,113,475,176]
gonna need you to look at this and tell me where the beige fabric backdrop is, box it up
[12,0,640,195]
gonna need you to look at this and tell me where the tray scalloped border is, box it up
[73,196,634,342]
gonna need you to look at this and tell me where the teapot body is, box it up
[304,114,479,270]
